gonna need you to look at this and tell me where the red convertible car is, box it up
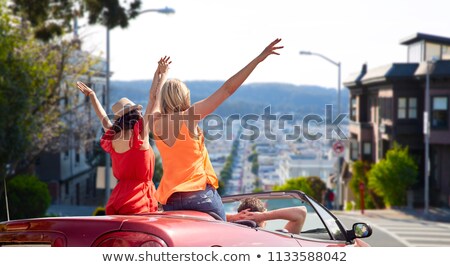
[0,191,371,247]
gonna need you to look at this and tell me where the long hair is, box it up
[160,79,191,114]
[111,109,142,134]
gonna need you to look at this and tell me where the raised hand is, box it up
[76,81,112,131]
[149,56,172,103]
[158,56,172,75]
[76,81,94,96]
[257,38,283,62]
[235,209,264,224]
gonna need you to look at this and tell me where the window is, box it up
[398,98,407,119]
[75,149,80,164]
[398,97,417,119]
[431,96,448,129]
[379,97,393,120]
[222,195,346,241]
[363,142,371,155]
[408,42,423,63]
[443,45,450,60]
[350,97,357,121]
[408,98,417,119]
[425,42,441,61]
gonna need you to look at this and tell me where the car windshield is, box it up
[222,191,346,241]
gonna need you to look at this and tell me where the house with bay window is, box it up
[344,33,450,208]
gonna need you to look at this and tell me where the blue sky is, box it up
[81,0,450,89]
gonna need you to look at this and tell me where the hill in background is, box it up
[110,80,349,118]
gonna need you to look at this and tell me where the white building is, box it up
[35,54,108,207]
[277,148,336,184]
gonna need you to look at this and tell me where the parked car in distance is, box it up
[0,191,371,247]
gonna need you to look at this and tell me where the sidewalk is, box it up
[399,207,450,223]
[335,207,450,223]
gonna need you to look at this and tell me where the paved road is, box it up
[334,209,450,247]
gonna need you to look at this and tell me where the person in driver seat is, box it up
[227,197,307,234]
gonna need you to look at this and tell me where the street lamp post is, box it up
[423,58,437,215]
[104,7,175,206]
[299,51,341,114]
[299,51,342,209]
[424,60,430,215]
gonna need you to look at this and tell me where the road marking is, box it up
[338,214,412,247]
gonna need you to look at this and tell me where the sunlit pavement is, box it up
[335,208,450,223]
[334,208,450,247]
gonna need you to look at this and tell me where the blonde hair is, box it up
[160,79,191,114]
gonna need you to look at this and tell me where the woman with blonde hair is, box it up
[150,39,283,220]
[76,56,171,215]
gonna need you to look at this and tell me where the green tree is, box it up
[273,177,313,198]
[368,143,418,207]
[247,152,256,162]
[0,175,51,220]
[274,176,326,202]
[253,176,263,192]
[217,179,226,196]
[306,176,326,203]
[218,135,241,194]
[219,158,232,182]
[251,160,259,176]
[252,187,264,193]
[250,149,259,176]
[0,4,93,196]
[349,160,383,209]
[9,0,143,41]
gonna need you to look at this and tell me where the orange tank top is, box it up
[155,122,219,205]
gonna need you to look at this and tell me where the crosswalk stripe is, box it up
[337,213,450,246]
[375,227,448,231]
[397,233,450,238]
[408,244,449,247]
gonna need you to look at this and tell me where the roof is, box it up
[360,63,419,85]
[361,64,392,84]
[343,64,367,87]
[415,60,450,77]
[400,32,450,46]
[346,61,450,86]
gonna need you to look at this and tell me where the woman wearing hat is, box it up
[151,39,283,221]
[76,56,171,215]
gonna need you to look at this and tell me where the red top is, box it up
[100,118,158,215]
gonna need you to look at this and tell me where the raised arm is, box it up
[144,56,171,134]
[149,57,171,136]
[231,206,307,234]
[191,38,283,120]
[76,81,112,132]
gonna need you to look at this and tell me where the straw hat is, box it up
[111,97,142,118]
